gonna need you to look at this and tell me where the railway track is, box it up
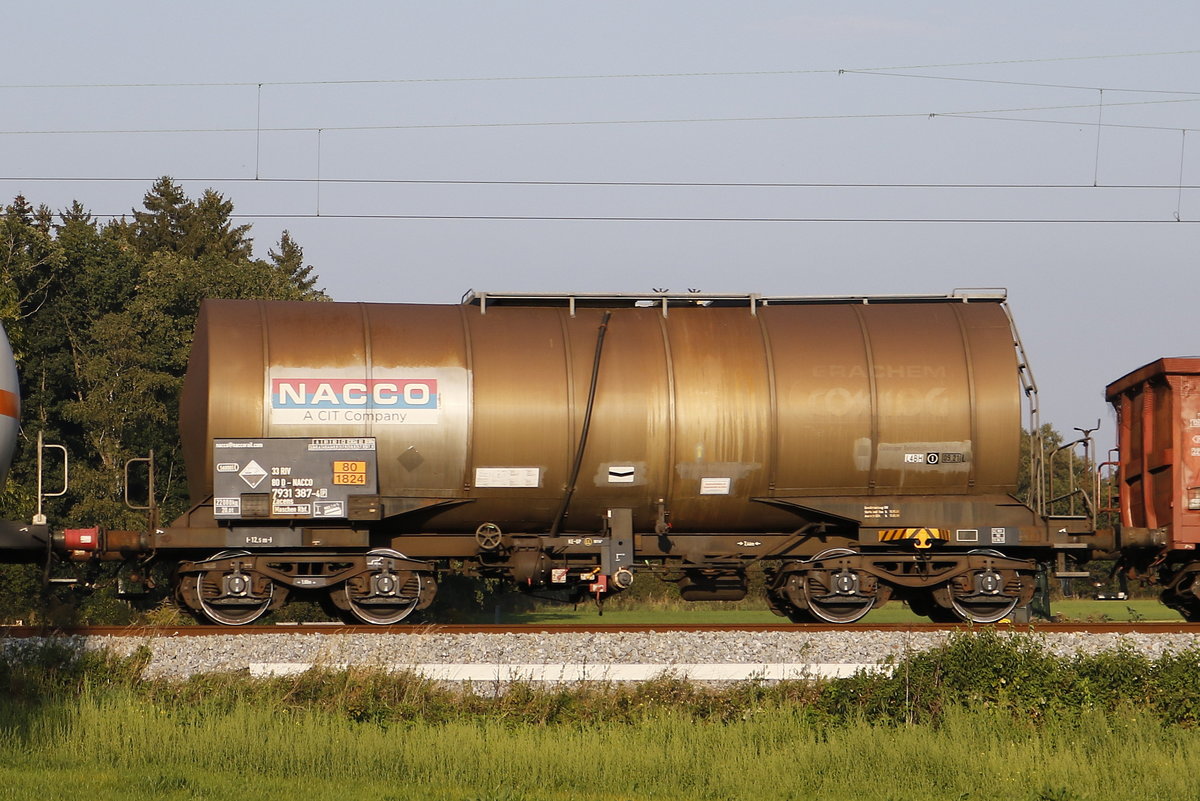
[1,621,1195,637]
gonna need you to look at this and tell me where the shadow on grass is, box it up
[0,635,150,743]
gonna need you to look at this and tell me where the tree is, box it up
[0,195,66,358]
[130,177,255,262]
[129,177,191,257]
[0,179,329,622]
[269,230,323,299]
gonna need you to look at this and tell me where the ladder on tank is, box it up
[1000,301,1046,516]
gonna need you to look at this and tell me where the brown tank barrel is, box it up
[180,294,1022,533]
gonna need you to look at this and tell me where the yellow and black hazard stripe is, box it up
[875,528,950,549]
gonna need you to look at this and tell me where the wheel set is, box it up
[179,544,1038,627]
[190,551,278,626]
[793,548,879,624]
[179,549,435,626]
[770,548,1036,625]
[335,548,426,625]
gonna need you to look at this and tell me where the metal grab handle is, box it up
[124,450,155,511]
[34,431,68,526]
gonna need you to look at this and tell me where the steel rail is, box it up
[1,621,1195,637]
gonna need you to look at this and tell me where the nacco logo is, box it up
[270,378,441,425]
[272,379,438,409]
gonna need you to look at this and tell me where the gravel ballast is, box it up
[6,629,1200,681]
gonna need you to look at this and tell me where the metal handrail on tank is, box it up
[462,289,1011,316]
[999,302,1045,516]
[1097,449,1121,524]
[1046,423,1101,525]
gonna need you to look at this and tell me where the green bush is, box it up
[6,630,1200,731]
[8,631,1200,800]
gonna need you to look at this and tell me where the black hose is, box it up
[549,311,611,536]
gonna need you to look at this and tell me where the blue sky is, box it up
[3,2,1200,434]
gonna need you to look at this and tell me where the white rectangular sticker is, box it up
[214,498,241,516]
[699,477,732,495]
[608,466,636,484]
[313,501,346,518]
[475,467,541,488]
[273,502,312,516]
[307,438,377,451]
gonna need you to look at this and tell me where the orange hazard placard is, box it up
[332,460,367,485]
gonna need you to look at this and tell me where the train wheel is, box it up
[194,550,275,626]
[939,550,1023,624]
[1161,567,1200,621]
[1160,599,1200,622]
[800,548,876,624]
[342,548,423,625]
[947,593,1019,624]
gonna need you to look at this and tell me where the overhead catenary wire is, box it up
[841,69,1200,96]
[1,47,1197,90]
[255,84,262,180]
[2,95,1199,138]
[935,112,1200,135]
[3,175,1196,225]
[3,176,1200,190]
[1177,130,1189,221]
[2,49,1196,226]
[42,212,1200,224]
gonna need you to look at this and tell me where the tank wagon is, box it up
[55,291,1098,625]
[0,324,20,503]
[1107,359,1200,620]
[0,322,51,561]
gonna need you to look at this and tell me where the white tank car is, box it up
[0,322,47,558]
[0,322,19,488]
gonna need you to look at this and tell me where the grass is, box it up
[4,632,1200,800]
[3,701,1198,800]
[503,598,1176,626]
[1042,598,1169,622]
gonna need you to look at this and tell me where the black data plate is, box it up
[212,437,378,520]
